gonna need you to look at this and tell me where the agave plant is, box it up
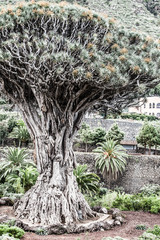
[94,139,128,188]
[73,164,100,195]
[0,147,35,180]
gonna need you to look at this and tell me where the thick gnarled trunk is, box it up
[14,115,94,226]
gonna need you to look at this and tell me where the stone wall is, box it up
[84,118,142,141]
[76,152,160,193]
[1,147,160,194]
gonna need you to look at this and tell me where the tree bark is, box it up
[149,145,151,155]
[14,112,95,226]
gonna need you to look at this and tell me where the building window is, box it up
[152,113,155,115]
[157,113,160,117]
[153,103,155,108]
[144,103,146,108]
[149,103,152,108]
[149,113,151,115]
[157,103,160,108]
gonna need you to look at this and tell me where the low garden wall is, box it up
[76,152,160,193]
[1,148,160,194]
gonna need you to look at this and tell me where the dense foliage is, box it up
[112,193,160,213]
[0,114,30,146]
[9,119,31,147]
[106,113,159,121]
[106,123,124,144]
[73,164,100,195]
[136,122,160,154]
[139,225,160,240]
[0,224,25,239]
[78,124,106,151]
[86,184,160,214]
[0,147,38,194]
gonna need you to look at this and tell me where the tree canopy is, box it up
[0,1,159,112]
[0,0,159,229]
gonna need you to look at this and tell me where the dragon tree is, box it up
[0,0,160,230]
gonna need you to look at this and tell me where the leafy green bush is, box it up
[140,184,160,196]
[0,148,37,194]
[139,225,160,239]
[100,191,118,209]
[8,117,17,133]
[78,123,106,151]
[112,193,160,213]
[0,234,19,240]
[120,113,158,121]
[0,225,24,239]
[107,113,158,121]
[0,99,7,105]
[139,232,160,240]
[0,122,9,145]
[6,166,39,193]
[0,147,34,180]
[92,127,106,144]
[85,190,118,209]
[106,123,124,145]
[73,164,100,195]
[0,183,15,198]
[9,122,31,147]
[136,225,148,230]
[35,228,48,236]
[147,225,160,236]
[0,114,8,122]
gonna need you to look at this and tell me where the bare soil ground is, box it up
[1,206,160,240]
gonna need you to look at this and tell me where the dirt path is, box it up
[22,211,160,240]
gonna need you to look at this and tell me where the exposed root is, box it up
[14,176,95,226]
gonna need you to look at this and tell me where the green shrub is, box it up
[100,191,118,209]
[85,194,102,208]
[92,127,106,144]
[0,114,8,122]
[73,164,100,195]
[35,228,48,236]
[136,225,148,230]
[140,184,160,196]
[112,193,160,213]
[85,190,118,209]
[120,113,158,121]
[0,234,19,240]
[147,225,160,236]
[0,122,9,145]
[139,225,160,239]
[78,124,106,151]
[139,232,160,240]
[0,225,24,239]
[106,123,124,145]
[0,183,15,198]
[8,117,17,133]
[0,99,6,105]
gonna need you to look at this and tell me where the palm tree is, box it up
[73,164,100,195]
[94,139,128,188]
[0,147,35,180]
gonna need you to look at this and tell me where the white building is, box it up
[128,96,160,118]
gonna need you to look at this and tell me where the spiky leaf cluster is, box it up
[0,1,159,111]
